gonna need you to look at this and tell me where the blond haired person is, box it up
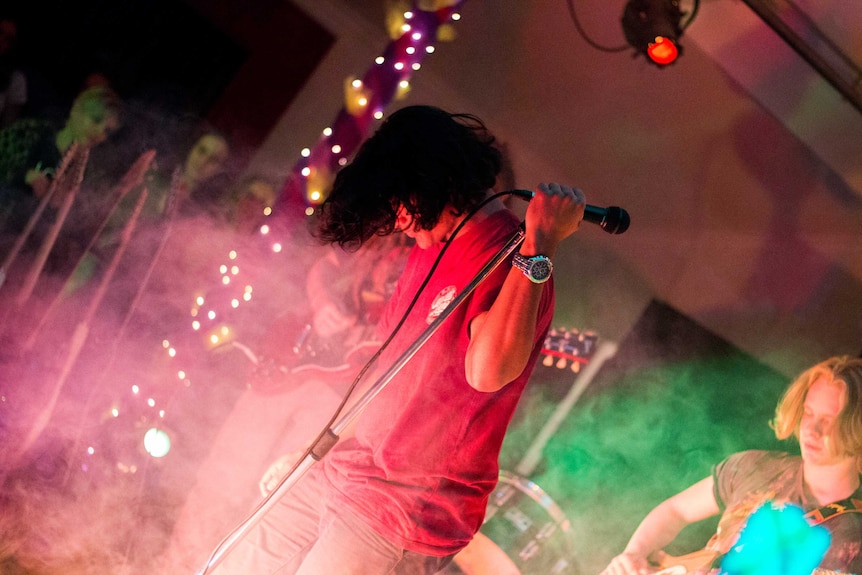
[600,355,862,575]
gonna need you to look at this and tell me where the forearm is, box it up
[465,268,547,391]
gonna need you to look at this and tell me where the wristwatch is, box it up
[512,253,553,283]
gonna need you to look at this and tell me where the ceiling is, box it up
[250,0,862,378]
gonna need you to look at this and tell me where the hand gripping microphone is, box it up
[511,189,631,235]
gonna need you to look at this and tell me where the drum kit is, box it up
[446,471,578,575]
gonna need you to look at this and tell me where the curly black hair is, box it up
[316,105,502,247]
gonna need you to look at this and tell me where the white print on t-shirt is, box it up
[427,285,457,324]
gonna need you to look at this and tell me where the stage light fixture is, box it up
[622,0,685,66]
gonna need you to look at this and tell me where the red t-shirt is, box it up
[323,209,555,555]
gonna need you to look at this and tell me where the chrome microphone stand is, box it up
[195,226,526,575]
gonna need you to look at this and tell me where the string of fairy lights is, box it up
[81,0,468,475]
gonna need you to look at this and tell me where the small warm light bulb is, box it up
[219,264,228,274]
[404,11,413,19]
[111,408,119,417]
[452,12,461,20]
[301,167,311,177]
[331,144,342,154]
[375,56,385,65]
[406,46,416,55]
[412,63,421,71]
[132,385,140,394]
[394,62,405,71]
[210,334,219,345]
[412,32,422,41]
[229,250,237,260]
[231,299,240,308]
[192,320,201,330]
[263,206,272,216]
[309,190,322,202]
[374,110,384,120]
[351,78,363,88]
[178,370,186,380]
[222,276,231,285]
[231,266,239,275]
[168,348,176,357]
[305,206,315,216]
[272,243,283,253]
[301,148,311,157]
[196,296,205,306]
[208,310,216,320]
[147,398,156,407]
[260,224,270,234]
[426,45,435,54]
[401,23,411,33]
[323,127,333,136]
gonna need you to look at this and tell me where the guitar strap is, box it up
[805,497,862,525]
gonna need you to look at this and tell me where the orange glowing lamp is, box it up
[647,36,679,65]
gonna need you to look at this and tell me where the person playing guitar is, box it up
[599,356,862,575]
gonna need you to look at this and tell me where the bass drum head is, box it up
[446,471,579,575]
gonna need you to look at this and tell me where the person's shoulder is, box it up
[724,449,795,469]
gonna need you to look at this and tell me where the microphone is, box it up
[511,189,631,235]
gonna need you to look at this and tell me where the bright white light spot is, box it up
[351,79,362,88]
[263,207,272,216]
[406,46,415,55]
[426,45,435,54]
[178,371,186,380]
[301,167,311,177]
[243,292,252,301]
[272,243,283,253]
[374,111,384,120]
[131,385,140,394]
[222,276,230,285]
[375,56,385,65]
[399,80,409,89]
[111,408,119,417]
[219,264,228,274]
[229,250,237,260]
[412,63,421,71]
[305,206,315,216]
[394,62,405,71]
[210,334,219,345]
[401,23,411,33]
[196,296,205,306]
[192,320,201,330]
[331,144,342,154]
[208,310,216,320]
[452,12,461,20]
[231,266,239,275]
[162,339,170,348]
[310,190,321,202]
[404,11,413,19]
[144,428,171,458]
[260,224,270,235]
[301,148,311,157]
[323,127,332,136]
[231,299,240,308]
[147,398,155,407]
[412,32,421,41]
[220,326,229,336]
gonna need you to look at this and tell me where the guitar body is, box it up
[245,312,380,394]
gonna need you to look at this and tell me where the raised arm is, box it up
[465,182,584,392]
